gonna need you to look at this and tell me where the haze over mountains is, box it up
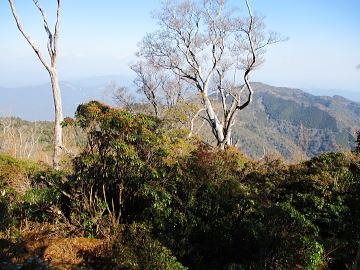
[0,78,359,161]
[0,75,131,121]
[0,76,359,121]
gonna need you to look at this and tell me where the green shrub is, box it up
[12,186,62,223]
[0,156,70,226]
[0,155,61,229]
[0,155,38,192]
[112,224,187,270]
[0,196,12,232]
[55,101,360,268]
[67,101,198,236]
[242,203,324,269]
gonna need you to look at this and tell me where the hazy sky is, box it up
[0,0,359,94]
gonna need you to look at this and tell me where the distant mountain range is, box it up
[0,79,359,161]
[0,75,131,121]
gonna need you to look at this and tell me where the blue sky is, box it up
[0,0,359,96]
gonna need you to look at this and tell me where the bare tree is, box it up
[130,61,191,118]
[8,0,63,169]
[138,0,283,148]
[130,61,164,117]
[113,59,200,131]
[112,85,138,114]
[0,118,43,160]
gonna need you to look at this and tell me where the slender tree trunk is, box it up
[49,69,63,170]
[202,86,225,146]
[222,129,232,148]
[218,132,231,149]
[8,0,63,169]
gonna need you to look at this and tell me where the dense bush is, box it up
[65,101,198,235]
[0,197,12,232]
[0,154,38,192]
[1,102,360,269]
[142,149,327,269]
[0,154,70,229]
[65,102,360,269]
[112,223,187,270]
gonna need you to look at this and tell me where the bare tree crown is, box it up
[8,0,62,70]
[137,0,283,148]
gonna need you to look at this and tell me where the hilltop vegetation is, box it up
[1,0,359,268]
[0,117,85,163]
[1,101,360,269]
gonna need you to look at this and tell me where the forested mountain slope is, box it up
[229,83,359,161]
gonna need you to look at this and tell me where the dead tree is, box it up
[130,61,189,118]
[112,86,138,114]
[131,61,165,117]
[138,0,283,148]
[8,0,63,169]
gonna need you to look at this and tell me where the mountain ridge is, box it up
[0,81,358,161]
[226,82,359,161]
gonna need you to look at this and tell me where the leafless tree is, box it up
[138,0,283,148]
[111,85,138,114]
[130,62,164,117]
[130,61,192,118]
[8,0,63,169]
[0,117,16,155]
[113,60,200,131]
[0,118,42,159]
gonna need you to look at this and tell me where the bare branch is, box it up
[136,0,283,148]
[33,0,54,56]
[53,0,62,66]
[189,108,205,137]
[8,0,50,70]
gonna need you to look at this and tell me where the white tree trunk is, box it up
[8,0,63,169]
[49,69,63,169]
[138,0,282,150]
[202,93,225,146]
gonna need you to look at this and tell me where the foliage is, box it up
[142,148,327,269]
[0,154,38,191]
[238,203,323,269]
[112,223,187,270]
[0,197,13,232]
[66,101,198,235]
[64,102,360,268]
[1,102,360,269]
[0,155,70,227]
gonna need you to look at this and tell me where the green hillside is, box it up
[228,83,360,161]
